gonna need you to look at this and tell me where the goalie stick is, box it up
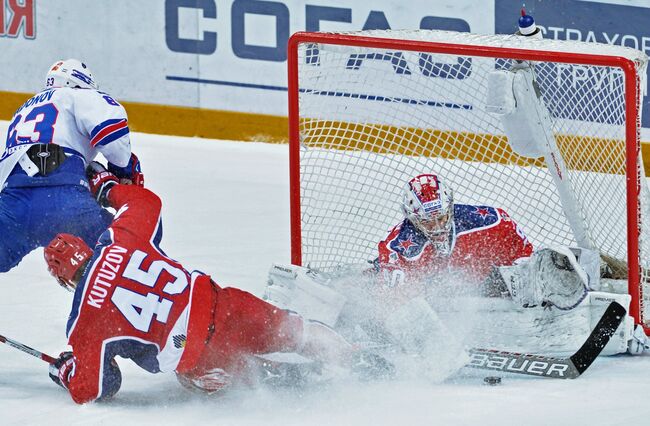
[466,301,626,379]
[0,334,56,364]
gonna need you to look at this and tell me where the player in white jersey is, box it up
[0,59,143,273]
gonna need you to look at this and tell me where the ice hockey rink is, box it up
[2,122,650,425]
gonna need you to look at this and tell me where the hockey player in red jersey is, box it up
[377,173,533,298]
[44,165,391,404]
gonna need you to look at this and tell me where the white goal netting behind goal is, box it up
[288,29,650,328]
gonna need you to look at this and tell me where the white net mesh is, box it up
[290,29,650,325]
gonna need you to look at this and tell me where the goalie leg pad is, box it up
[587,291,633,355]
[485,68,548,158]
[265,264,347,328]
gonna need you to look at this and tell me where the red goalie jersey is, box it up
[377,204,533,294]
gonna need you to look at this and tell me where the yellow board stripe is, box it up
[2,90,650,176]
[0,91,289,143]
[124,100,289,143]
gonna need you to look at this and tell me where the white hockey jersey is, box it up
[0,87,131,190]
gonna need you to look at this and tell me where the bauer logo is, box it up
[469,351,570,377]
[0,0,35,39]
[496,0,650,127]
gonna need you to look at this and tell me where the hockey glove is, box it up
[349,350,395,381]
[254,354,323,388]
[108,153,144,187]
[49,351,75,390]
[86,161,119,207]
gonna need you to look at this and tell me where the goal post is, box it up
[287,30,649,331]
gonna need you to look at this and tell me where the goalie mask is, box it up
[45,59,98,90]
[44,233,93,291]
[401,174,455,255]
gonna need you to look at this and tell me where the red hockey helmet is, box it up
[401,174,455,254]
[44,233,93,290]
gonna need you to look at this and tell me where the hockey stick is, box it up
[0,334,56,364]
[466,301,626,379]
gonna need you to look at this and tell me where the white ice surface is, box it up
[1,123,650,425]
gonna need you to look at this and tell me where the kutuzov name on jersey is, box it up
[87,245,127,309]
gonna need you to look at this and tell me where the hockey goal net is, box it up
[287,30,650,330]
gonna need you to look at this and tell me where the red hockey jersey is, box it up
[377,204,533,297]
[63,185,302,404]
[63,185,195,403]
